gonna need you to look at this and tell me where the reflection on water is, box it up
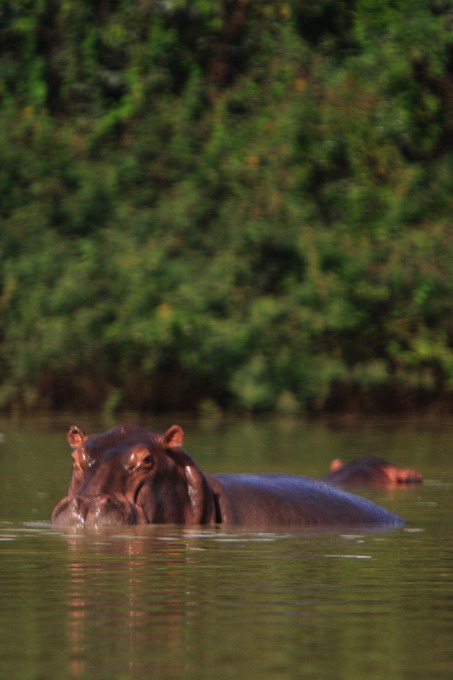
[0,415,453,679]
[1,519,452,680]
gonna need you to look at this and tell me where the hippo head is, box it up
[326,456,423,487]
[51,424,216,527]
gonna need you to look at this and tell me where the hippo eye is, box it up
[141,455,154,468]
[126,450,155,472]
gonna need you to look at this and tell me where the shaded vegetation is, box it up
[2,0,453,413]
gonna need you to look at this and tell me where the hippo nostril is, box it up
[92,495,120,509]
[52,494,136,526]
[99,496,115,505]
[72,496,117,521]
[82,495,134,525]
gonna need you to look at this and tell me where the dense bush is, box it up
[2,0,453,413]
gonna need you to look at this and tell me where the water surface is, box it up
[0,414,452,679]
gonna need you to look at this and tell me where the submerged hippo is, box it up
[323,456,423,488]
[52,424,404,529]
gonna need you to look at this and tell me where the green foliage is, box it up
[2,0,453,412]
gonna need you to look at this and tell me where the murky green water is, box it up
[1,414,452,679]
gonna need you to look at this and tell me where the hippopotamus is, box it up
[51,424,404,529]
[322,457,423,488]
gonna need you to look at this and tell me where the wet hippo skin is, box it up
[52,424,405,529]
[323,456,423,488]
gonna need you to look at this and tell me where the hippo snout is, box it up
[52,494,137,526]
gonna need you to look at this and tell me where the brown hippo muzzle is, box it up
[52,494,141,526]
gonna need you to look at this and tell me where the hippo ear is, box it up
[67,426,86,449]
[164,425,184,448]
[329,458,344,472]
[164,426,215,525]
